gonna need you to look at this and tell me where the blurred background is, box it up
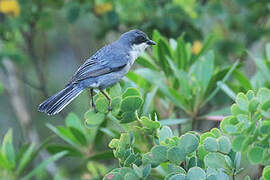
[0,0,270,179]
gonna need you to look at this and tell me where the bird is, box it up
[38,29,156,115]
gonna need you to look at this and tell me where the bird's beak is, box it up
[146,39,156,45]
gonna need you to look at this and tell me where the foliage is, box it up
[0,129,66,180]
[101,88,270,179]
[128,30,237,129]
[221,88,270,166]
[103,115,241,179]
[0,0,270,179]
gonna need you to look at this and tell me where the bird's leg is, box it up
[90,89,98,113]
[100,90,111,111]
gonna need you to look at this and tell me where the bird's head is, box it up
[119,29,156,53]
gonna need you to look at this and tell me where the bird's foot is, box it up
[107,106,112,112]
[92,104,98,113]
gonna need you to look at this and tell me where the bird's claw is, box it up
[93,106,98,113]
[107,106,112,112]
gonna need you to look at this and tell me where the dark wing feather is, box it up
[68,43,129,84]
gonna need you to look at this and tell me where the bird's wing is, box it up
[68,44,129,84]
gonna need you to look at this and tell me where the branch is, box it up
[21,26,49,98]
[197,115,225,122]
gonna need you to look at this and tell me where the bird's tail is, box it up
[38,84,84,115]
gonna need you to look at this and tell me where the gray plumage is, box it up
[38,29,156,115]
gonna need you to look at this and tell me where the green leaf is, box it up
[85,110,105,127]
[158,126,173,142]
[96,97,109,113]
[217,82,236,100]
[175,34,188,69]
[65,112,84,132]
[156,38,172,76]
[136,55,158,71]
[217,137,231,154]
[210,128,221,138]
[198,146,209,161]
[204,152,227,169]
[143,87,158,115]
[166,58,192,99]
[132,164,142,178]
[0,81,3,95]
[111,97,122,112]
[126,72,150,90]
[167,146,186,164]
[234,152,241,170]
[262,99,270,112]
[257,88,270,104]
[47,144,81,157]
[140,116,160,130]
[22,151,67,180]
[152,30,162,59]
[179,133,199,154]
[103,172,122,180]
[46,124,79,148]
[187,167,206,180]
[263,165,270,180]
[231,104,246,116]
[2,129,15,169]
[248,99,259,113]
[260,121,270,134]
[203,137,218,152]
[253,57,270,81]
[122,88,141,99]
[124,154,137,167]
[200,132,215,144]
[266,43,270,61]
[203,60,239,106]
[125,172,139,180]
[109,83,122,98]
[132,164,151,179]
[247,146,264,164]
[121,96,143,112]
[121,111,136,123]
[246,90,255,100]
[88,151,114,161]
[192,50,214,91]
[168,174,186,180]
[142,153,159,168]
[168,164,186,174]
[235,93,249,111]
[16,144,35,176]
[142,164,151,179]
[151,145,168,163]
[134,68,187,111]
[69,127,87,146]
[233,70,253,91]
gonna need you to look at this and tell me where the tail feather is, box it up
[38,85,83,115]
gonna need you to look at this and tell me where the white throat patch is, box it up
[129,43,148,64]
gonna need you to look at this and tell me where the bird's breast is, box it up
[129,43,148,64]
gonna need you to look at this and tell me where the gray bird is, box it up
[38,29,156,115]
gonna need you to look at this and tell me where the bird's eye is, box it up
[139,36,146,42]
[134,36,146,44]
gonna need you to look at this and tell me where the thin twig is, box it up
[21,25,49,98]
